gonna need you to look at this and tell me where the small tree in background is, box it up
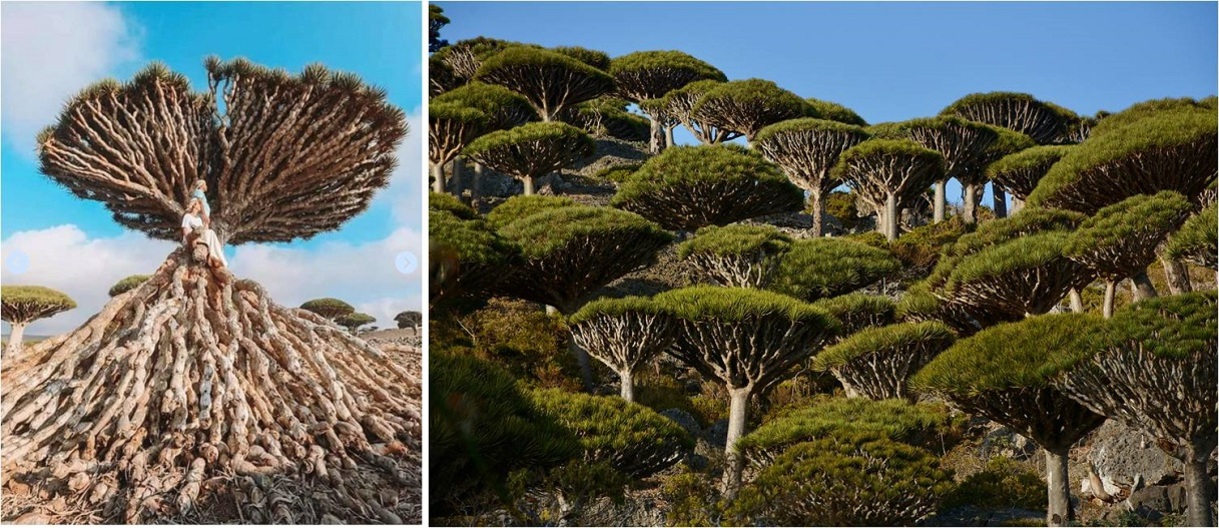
[569,297,677,400]
[464,121,595,195]
[770,238,901,302]
[560,96,651,142]
[814,321,956,400]
[755,118,871,236]
[832,139,945,240]
[475,47,614,122]
[337,312,376,333]
[429,102,488,193]
[612,144,804,232]
[395,311,423,330]
[528,388,693,478]
[609,50,726,153]
[912,314,1108,526]
[805,97,868,126]
[691,79,809,145]
[644,79,740,145]
[1165,202,1217,271]
[1064,191,1193,316]
[434,82,537,131]
[729,431,953,526]
[986,145,1073,213]
[940,91,1079,146]
[676,224,792,288]
[2,286,76,357]
[108,274,151,297]
[1055,292,1217,527]
[428,4,450,52]
[655,286,838,497]
[299,297,356,320]
[433,37,536,89]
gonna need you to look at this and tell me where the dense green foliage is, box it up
[730,432,954,526]
[986,145,1073,199]
[429,210,519,307]
[925,208,1085,289]
[940,91,1079,145]
[485,195,577,229]
[654,285,831,325]
[612,144,804,231]
[108,274,151,297]
[592,163,642,184]
[528,388,693,478]
[336,312,376,332]
[474,46,614,120]
[1064,191,1192,278]
[677,224,792,260]
[691,79,809,141]
[942,457,1048,511]
[432,82,537,130]
[770,238,901,301]
[805,97,868,126]
[1092,291,1217,361]
[811,294,897,336]
[609,50,726,103]
[464,121,595,183]
[298,297,355,319]
[430,351,580,513]
[888,217,968,275]
[551,46,611,70]
[429,191,478,220]
[815,321,956,399]
[1165,202,1217,269]
[1,285,77,324]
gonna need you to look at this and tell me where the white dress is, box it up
[182,213,228,267]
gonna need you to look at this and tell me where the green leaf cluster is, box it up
[676,224,792,260]
[769,238,901,301]
[1,285,77,324]
[568,295,668,326]
[108,275,151,297]
[485,195,577,230]
[811,294,897,336]
[433,82,537,130]
[986,145,1073,199]
[1064,191,1193,277]
[804,98,867,126]
[815,321,956,371]
[1165,203,1217,270]
[498,206,673,260]
[429,191,478,220]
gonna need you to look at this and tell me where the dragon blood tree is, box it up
[1165,202,1218,271]
[1,286,76,357]
[300,297,357,320]
[691,79,809,145]
[1054,292,1218,527]
[568,296,677,401]
[654,286,838,498]
[108,275,151,297]
[475,46,614,122]
[7,59,420,523]
[612,144,804,232]
[805,97,868,126]
[609,50,726,153]
[986,145,1072,214]
[871,116,1034,223]
[642,79,739,145]
[755,118,871,236]
[464,121,595,195]
[769,238,902,302]
[676,224,793,288]
[832,139,945,241]
[912,313,1109,527]
[495,205,674,386]
[941,92,1080,216]
[428,101,486,194]
[428,208,519,310]
[1064,191,1193,317]
[814,321,956,400]
[434,83,538,196]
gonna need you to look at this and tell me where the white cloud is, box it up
[1,2,142,156]
[391,111,425,227]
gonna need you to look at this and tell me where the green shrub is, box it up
[108,274,151,297]
[824,190,863,230]
[942,456,1047,510]
[429,191,478,220]
[455,297,579,390]
[811,293,897,336]
[528,388,693,478]
[890,217,968,275]
[485,195,577,230]
[728,431,954,526]
[1165,202,1218,270]
[593,163,643,184]
[661,466,726,527]
[770,238,901,301]
[845,230,888,248]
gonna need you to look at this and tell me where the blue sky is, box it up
[2,2,424,334]
[436,1,1217,197]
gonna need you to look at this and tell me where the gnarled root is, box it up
[1,250,422,523]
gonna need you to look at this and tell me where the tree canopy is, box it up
[986,145,1072,200]
[644,79,740,144]
[475,46,614,121]
[299,297,356,320]
[755,118,871,236]
[464,121,595,195]
[940,91,1080,145]
[805,97,868,126]
[1064,191,1193,281]
[1165,202,1217,270]
[429,209,519,308]
[108,275,151,297]
[815,321,956,400]
[691,79,809,142]
[676,224,793,288]
[433,82,537,131]
[769,238,901,302]
[1,285,77,325]
[832,139,945,240]
[568,296,677,400]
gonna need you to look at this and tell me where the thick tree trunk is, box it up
[5,323,26,357]
[1131,271,1158,300]
[522,175,536,196]
[1069,289,1084,313]
[721,388,751,500]
[934,180,947,223]
[993,185,1007,218]
[884,193,899,241]
[963,183,979,224]
[1045,448,1073,526]
[431,163,446,194]
[451,157,465,196]
[1184,439,1217,527]
[619,370,635,402]
[664,125,676,148]
[809,188,825,238]
[648,116,664,155]
[1103,281,1116,318]
[472,162,485,200]
[1160,255,1193,294]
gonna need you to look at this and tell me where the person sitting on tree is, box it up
[193,179,212,228]
[182,198,227,268]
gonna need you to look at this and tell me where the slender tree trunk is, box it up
[619,370,635,401]
[1011,197,1025,215]
[1131,271,1158,300]
[934,179,947,223]
[431,163,446,194]
[963,183,979,224]
[451,157,465,196]
[665,124,676,148]
[1159,255,1193,294]
[1184,438,1217,527]
[522,175,536,196]
[1069,289,1084,313]
[884,193,899,241]
[5,323,26,357]
[809,188,825,238]
[648,116,664,154]
[1103,280,1116,318]
[722,387,751,499]
[1045,447,1073,526]
[993,185,1007,218]
[472,162,485,200]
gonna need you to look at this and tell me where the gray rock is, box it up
[1126,484,1175,514]
[1086,421,1185,495]
[979,425,1038,461]
[701,419,728,449]
[660,408,701,437]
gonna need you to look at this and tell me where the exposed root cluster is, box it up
[1,250,421,523]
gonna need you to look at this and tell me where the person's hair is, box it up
[188,198,203,213]
[195,179,207,191]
